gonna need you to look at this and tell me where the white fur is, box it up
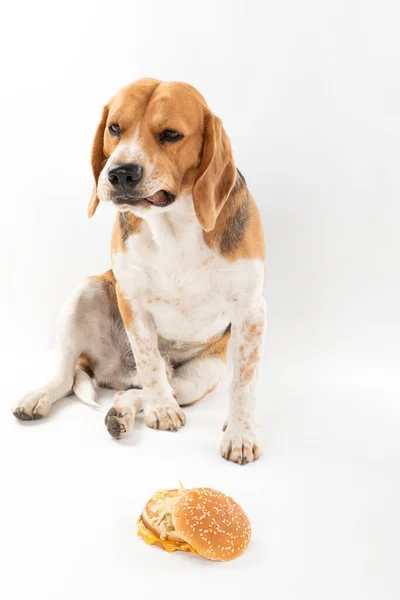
[73,365,98,406]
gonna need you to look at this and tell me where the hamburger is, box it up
[137,483,251,561]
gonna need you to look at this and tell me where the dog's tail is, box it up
[73,364,99,407]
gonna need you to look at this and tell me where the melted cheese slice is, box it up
[137,518,197,554]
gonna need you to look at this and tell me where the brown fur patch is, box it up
[220,195,250,255]
[90,268,116,286]
[89,269,119,311]
[115,283,134,330]
[204,171,265,261]
[192,113,237,231]
[237,316,264,384]
[111,212,142,254]
[199,325,231,363]
[88,106,109,217]
[76,353,94,377]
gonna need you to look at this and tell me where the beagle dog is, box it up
[13,79,266,464]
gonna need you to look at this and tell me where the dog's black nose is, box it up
[108,164,143,190]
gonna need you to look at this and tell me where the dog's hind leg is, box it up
[172,355,226,407]
[12,281,95,421]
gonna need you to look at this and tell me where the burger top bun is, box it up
[172,487,251,561]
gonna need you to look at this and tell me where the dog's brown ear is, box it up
[192,112,236,232]
[88,105,109,218]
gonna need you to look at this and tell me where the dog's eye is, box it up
[108,124,121,137]
[160,129,184,143]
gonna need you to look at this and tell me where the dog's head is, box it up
[88,79,236,231]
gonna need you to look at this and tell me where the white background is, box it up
[1,1,399,598]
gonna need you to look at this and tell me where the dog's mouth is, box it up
[113,190,176,208]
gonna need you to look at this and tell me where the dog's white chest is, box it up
[113,215,233,341]
[112,205,263,343]
[151,254,232,339]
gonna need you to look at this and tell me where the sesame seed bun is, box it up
[172,488,251,561]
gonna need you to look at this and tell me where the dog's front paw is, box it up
[145,404,186,431]
[105,407,133,439]
[220,424,261,465]
[105,391,139,439]
[13,390,52,421]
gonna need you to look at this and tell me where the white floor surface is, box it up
[2,348,399,600]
